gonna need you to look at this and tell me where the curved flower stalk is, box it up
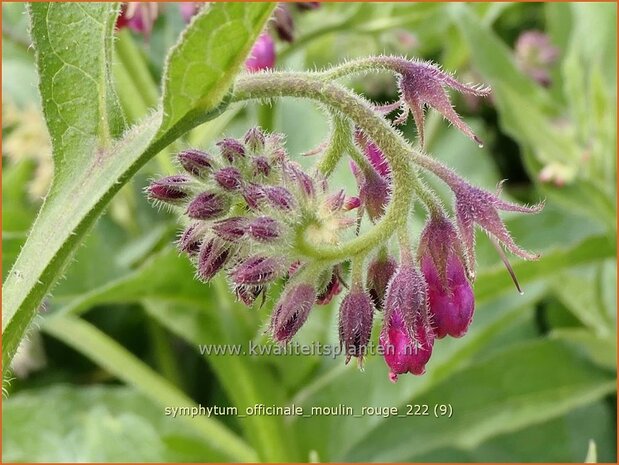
[147,55,543,382]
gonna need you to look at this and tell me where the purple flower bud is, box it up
[245,33,276,72]
[242,183,265,209]
[367,254,398,310]
[252,156,271,177]
[273,5,295,43]
[147,176,192,204]
[212,217,248,242]
[393,59,491,146]
[358,166,391,221]
[270,283,317,343]
[263,186,296,211]
[339,287,375,363]
[248,216,281,242]
[177,149,213,178]
[380,263,434,381]
[316,268,343,305]
[214,167,243,191]
[186,192,230,220]
[197,238,231,282]
[344,196,361,211]
[230,256,283,285]
[178,223,202,256]
[217,138,245,163]
[244,127,266,153]
[355,130,391,178]
[285,162,315,198]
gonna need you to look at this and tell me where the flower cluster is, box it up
[147,54,543,383]
[148,128,358,312]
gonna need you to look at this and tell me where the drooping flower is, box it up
[338,286,375,364]
[273,5,295,43]
[515,30,559,87]
[380,262,433,381]
[246,33,276,72]
[418,215,474,338]
[392,59,491,146]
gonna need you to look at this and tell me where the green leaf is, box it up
[2,385,230,462]
[53,247,299,461]
[41,315,257,462]
[550,328,616,370]
[2,3,274,372]
[411,401,615,462]
[344,339,615,461]
[159,2,275,136]
[474,235,616,303]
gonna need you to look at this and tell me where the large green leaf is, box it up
[2,2,275,372]
[42,315,257,462]
[2,385,230,462]
[344,339,615,461]
[51,247,299,462]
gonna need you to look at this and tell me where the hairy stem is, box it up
[232,72,416,261]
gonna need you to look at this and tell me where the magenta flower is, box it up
[380,262,434,381]
[147,175,192,204]
[419,215,474,338]
[380,308,434,381]
[246,33,276,72]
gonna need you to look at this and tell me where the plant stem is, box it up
[232,72,416,261]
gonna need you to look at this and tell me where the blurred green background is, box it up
[2,2,617,462]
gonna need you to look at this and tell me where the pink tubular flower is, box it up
[419,215,474,338]
[246,33,276,72]
[380,262,434,381]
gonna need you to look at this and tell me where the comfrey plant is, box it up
[147,55,543,382]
